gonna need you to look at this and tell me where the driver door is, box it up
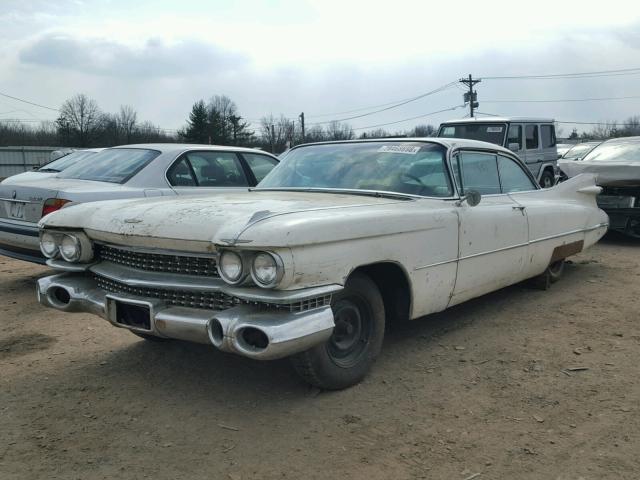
[449,151,529,306]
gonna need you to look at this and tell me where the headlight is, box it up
[218,250,245,284]
[40,231,94,263]
[60,234,81,262]
[40,231,59,258]
[251,252,283,288]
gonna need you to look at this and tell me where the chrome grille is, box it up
[96,245,219,277]
[96,275,240,310]
[95,275,332,313]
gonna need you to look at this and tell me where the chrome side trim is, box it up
[414,223,608,271]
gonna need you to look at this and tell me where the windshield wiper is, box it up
[252,187,416,200]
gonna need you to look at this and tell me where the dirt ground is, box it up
[1,234,639,480]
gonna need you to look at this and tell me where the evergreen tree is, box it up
[180,100,209,143]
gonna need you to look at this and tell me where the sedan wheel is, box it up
[291,273,385,390]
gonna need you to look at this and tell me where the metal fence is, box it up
[0,146,61,179]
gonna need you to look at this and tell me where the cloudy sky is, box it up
[1,0,640,135]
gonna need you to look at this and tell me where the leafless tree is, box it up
[56,94,104,146]
[117,105,137,143]
[260,114,297,153]
[326,121,354,141]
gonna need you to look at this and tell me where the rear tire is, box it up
[530,259,565,290]
[539,169,555,188]
[290,273,385,390]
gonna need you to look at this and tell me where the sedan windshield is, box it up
[562,143,597,160]
[582,141,640,163]
[258,142,453,197]
[57,148,160,184]
[438,123,506,145]
[38,150,98,172]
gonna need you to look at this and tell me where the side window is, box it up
[454,152,501,195]
[525,125,539,150]
[507,125,522,150]
[186,151,248,187]
[243,153,278,183]
[540,125,556,148]
[497,155,537,193]
[167,158,197,186]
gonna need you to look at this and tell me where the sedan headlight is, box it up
[251,252,283,288]
[39,231,94,263]
[218,250,245,284]
[40,231,59,258]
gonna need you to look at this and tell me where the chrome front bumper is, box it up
[37,273,336,360]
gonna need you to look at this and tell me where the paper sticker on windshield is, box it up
[486,126,503,133]
[378,145,421,155]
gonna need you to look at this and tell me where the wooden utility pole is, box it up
[459,74,481,117]
[299,112,305,142]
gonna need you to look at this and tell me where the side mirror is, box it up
[456,189,482,207]
[508,143,520,152]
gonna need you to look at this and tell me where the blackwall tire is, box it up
[290,273,385,390]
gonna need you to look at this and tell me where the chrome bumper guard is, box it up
[37,273,336,360]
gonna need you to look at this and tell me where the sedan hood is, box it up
[41,190,415,250]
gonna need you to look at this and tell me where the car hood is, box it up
[40,190,425,251]
[560,160,640,186]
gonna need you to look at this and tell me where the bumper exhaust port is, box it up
[48,286,71,307]
[237,327,269,351]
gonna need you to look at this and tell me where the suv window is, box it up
[243,153,278,183]
[540,124,556,148]
[507,125,522,150]
[497,155,536,192]
[525,125,539,150]
[454,152,501,195]
[168,151,248,187]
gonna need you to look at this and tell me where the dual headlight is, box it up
[218,250,283,288]
[40,231,94,263]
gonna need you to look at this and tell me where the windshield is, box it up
[258,141,453,197]
[562,144,597,160]
[582,142,640,163]
[39,150,99,172]
[57,148,160,184]
[438,123,506,145]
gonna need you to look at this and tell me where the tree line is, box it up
[4,92,637,152]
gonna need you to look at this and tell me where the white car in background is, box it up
[0,144,279,263]
[36,138,607,389]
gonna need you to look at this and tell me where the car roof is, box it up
[601,136,640,144]
[440,117,555,124]
[292,137,515,156]
[110,143,275,156]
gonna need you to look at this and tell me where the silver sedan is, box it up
[0,144,279,264]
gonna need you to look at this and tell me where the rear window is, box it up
[582,142,640,163]
[57,148,160,184]
[39,150,98,172]
[438,123,506,145]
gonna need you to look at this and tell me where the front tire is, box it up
[290,273,385,390]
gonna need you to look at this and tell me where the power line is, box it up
[483,95,640,103]
[0,91,60,112]
[352,105,465,131]
[481,67,640,80]
[556,120,640,127]
[308,81,459,126]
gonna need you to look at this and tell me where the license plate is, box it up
[113,300,151,330]
[9,202,25,219]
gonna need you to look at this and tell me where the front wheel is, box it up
[290,273,385,390]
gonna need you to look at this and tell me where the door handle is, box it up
[512,205,526,214]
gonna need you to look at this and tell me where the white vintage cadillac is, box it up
[36,139,608,389]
